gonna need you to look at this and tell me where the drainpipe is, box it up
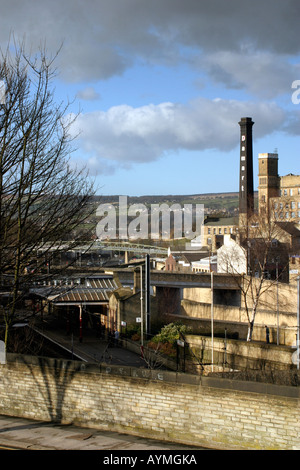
[79,305,83,343]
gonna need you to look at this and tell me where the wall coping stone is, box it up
[5,353,299,399]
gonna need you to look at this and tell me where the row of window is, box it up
[281,188,300,196]
[274,201,300,210]
[206,227,236,235]
[274,211,300,220]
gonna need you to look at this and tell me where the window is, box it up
[291,201,296,209]
[284,189,287,196]
[290,189,293,196]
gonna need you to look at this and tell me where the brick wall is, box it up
[0,355,299,450]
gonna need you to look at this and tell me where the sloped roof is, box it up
[275,222,300,237]
[50,277,119,304]
[52,287,111,303]
[204,217,239,226]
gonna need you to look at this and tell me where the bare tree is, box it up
[218,205,292,342]
[0,41,95,347]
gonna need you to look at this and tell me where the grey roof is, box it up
[52,287,113,303]
[32,276,119,304]
[204,217,239,226]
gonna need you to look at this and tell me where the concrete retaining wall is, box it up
[180,300,297,346]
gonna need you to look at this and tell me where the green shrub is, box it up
[151,322,191,347]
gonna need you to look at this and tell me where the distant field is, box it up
[91,192,258,213]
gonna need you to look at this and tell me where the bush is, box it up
[131,333,141,342]
[147,340,177,358]
[151,322,191,347]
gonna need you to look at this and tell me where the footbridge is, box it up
[105,268,240,290]
[36,241,169,256]
[106,268,242,316]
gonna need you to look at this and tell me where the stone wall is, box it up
[180,276,299,346]
[180,300,297,345]
[184,334,296,372]
[0,354,299,450]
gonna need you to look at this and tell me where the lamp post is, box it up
[276,261,279,346]
[211,270,214,372]
[297,276,300,370]
[140,265,143,349]
[145,254,150,338]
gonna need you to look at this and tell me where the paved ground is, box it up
[0,414,206,451]
[32,316,150,368]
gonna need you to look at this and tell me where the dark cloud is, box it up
[1,0,298,176]
[0,0,299,84]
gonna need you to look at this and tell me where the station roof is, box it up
[32,275,119,305]
[51,287,113,304]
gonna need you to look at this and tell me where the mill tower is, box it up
[238,117,254,232]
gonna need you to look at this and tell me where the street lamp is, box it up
[276,261,279,345]
[297,276,300,370]
[211,270,214,372]
[140,264,143,349]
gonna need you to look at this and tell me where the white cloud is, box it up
[76,87,101,101]
[70,98,286,174]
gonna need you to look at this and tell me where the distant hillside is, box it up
[91,192,258,216]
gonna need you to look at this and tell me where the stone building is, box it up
[258,152,300,226]
[202,216,239,250]
[204,119,300,262]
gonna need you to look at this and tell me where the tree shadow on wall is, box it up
[21,356,80,424]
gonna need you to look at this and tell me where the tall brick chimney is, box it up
[238,117,254,231]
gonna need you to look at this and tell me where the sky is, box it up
[0,0,299,196]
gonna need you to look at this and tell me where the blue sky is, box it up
[1,0,299,196]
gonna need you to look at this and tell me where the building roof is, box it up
[33,275,119,305]
[275,222,300,237]
[51,287,113,304]
[204,217,239,227]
